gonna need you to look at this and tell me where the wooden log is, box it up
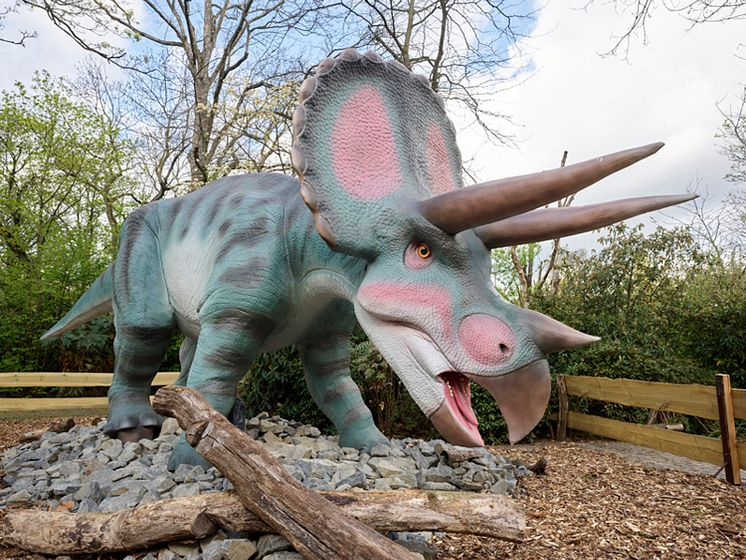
[715,374,741,485]
[152,386,417,560]
[650,423,684,431]
[0,489,525,554]
[19,418,75,443]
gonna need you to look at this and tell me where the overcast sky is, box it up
[459,2,746,249]
[1,1,744,250]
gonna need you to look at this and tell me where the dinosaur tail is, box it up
[41,265,114,340]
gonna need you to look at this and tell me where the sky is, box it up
[458,2,746,250]
[1,1,744,250]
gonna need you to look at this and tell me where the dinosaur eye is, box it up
[416,242,432,259]
[405,241,433,270]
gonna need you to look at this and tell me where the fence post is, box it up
[715,374,741,485]
[557,375,568,441]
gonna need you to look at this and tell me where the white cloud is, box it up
[458,1,746,250]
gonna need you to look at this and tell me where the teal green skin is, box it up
[46,173,391,468]
[45,172,545,469]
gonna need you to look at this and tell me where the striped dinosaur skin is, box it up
[44,50,693,469]
[46,174,380,469]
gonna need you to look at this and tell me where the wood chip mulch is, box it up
[0,420,744,559]
[435,440,746,559]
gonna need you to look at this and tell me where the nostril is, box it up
[459,314,515,365]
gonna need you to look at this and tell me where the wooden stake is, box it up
[152,386,417,560]
[715,374,741,485]
[0,489,525,555]
[557,374,568,441]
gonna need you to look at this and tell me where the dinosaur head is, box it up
[292,49,694,445]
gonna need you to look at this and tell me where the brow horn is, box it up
[475,193,696,248]
[419,142,664,234]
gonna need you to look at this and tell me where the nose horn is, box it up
[519,308,599,354]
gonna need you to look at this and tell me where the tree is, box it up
[0,74,133,370]
[591,0,746,58]
[719,86,746,184]
[490,151,572,307]
[22,0,317,187]
[534,222,746,385]
[0,4,35,46]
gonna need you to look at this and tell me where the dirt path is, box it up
[580,439,746,481]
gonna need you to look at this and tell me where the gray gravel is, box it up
[1,412,528,559]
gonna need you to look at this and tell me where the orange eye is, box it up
[416,242,432,259]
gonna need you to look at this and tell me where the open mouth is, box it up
[441,372,478,427]
[432,371,483,446]
[431,360,552,447]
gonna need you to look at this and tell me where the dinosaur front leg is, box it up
[168,308,273,470]
[105,325,173,442]
[104,210,175,443]
[174,336,197,387]
[300,335,388,450]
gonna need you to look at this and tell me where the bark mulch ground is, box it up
[0,419,744,559]
[435,440,746,559]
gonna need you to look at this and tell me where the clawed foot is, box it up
[339,426,389,451]
[103,398,162,441]
[117,426,157,442]
[167,434,214,471]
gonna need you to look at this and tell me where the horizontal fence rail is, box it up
[0,372,179,418]
[557,374,745,485]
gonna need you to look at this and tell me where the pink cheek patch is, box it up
[426,122,455,194]
[458,314,515,365]
[359,281,452,335]
[330,86,402,200]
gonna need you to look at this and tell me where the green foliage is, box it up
[349,337,436,440]
[238,347,332,431]
[534,223,745,387]
[237,334,437,440]
[0,74,134,373]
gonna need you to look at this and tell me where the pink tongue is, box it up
[443,372,478,426]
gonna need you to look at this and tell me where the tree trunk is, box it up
[151,386,418,560]
[0,489,525,554]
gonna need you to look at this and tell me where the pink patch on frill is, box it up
[458,314,515,365]
[359,281,452,335]
[426,122,455,194]
[330,86,402,200]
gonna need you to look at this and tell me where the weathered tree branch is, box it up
[151,386,417,559]
[0,488,525,554]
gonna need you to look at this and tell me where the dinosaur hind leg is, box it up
[105,324,173,442]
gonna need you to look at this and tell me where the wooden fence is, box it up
[2,371,743,484]
[556,373,745,485]
[0,372,179,418]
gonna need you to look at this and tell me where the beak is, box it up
[473,360,551,444]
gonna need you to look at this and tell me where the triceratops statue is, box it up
[43,50,693,468]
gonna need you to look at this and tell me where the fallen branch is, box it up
[19,418,75,443]
[151,386,416,559]
[0,489,525,554]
